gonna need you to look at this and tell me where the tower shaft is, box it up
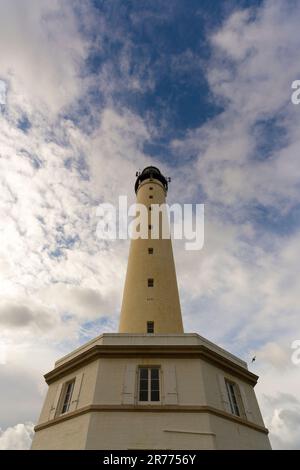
[118,167,183,334]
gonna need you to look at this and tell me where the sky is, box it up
[0,0,300,450]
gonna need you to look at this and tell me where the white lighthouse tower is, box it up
[32,166,271,450]
[119,166,183,335]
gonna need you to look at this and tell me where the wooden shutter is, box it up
[163,364,178,404]
[69,373,84,413]
[239,384,254,421]
[217,374,231,413]
[122,364,136,404]
[48,382,63,420]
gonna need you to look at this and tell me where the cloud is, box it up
[0,300,55,330]
[209,1,300,118]
[0,365,42,430]
[171,1,300,211]
[261,393,300,449]
[0,0,89,118]
[0,422,34,450]
[39,284,117,320]
[255,342,292,370]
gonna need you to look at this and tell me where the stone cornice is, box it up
[34,404,269,436]
[44,344,258,386]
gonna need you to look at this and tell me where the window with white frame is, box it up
[61,379,75,414]
[138,367,160,402]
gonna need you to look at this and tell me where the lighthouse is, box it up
[31,166,271,450]
[119,166,183,334]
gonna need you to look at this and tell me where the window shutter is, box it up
[217,374,231,413]
[239,384,254,421]
[163,364,178,404]
[122,364,136,404]
[68,373,84,413]
[48,382,63,420]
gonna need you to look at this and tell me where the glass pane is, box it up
[226,381,240,416]
[61,381,74,414]
[151,379,159,391]
[150,368,160,402]
[231,389,240,416]
[139,390,148,401]
[139,368,149,401]
[151,368,159,380]
[140,379,148,391]
[232,394,238,406]
[140,368,148,379]
[151,390,160,401]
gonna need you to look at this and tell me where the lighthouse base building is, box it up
[32,167,271,449]
[32,333,270,449]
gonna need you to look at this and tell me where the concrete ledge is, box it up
[55,333,247,369]
[46,343,257,386]
[34,404,269,435]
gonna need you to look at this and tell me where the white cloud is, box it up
[0,422,34,450]
[255,342,291,370]
[270,407,300,449]
[210,1,300,118]
[258,384,300,449]
[171,1,300,211]
[0,0,89,118]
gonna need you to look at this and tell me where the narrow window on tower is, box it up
[225,379,242,417]
[149,195,153,199]
[149,187,153,190]
[148,278,154,287]
[138,367,160,402]
[148,224,152,230]
[60,379,75,414]
[147,321,154,333]
[148,247,153,254]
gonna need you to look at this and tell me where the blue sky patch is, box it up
[17,115,32,133]
[251,116,289,161]
[80,0,264,152]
